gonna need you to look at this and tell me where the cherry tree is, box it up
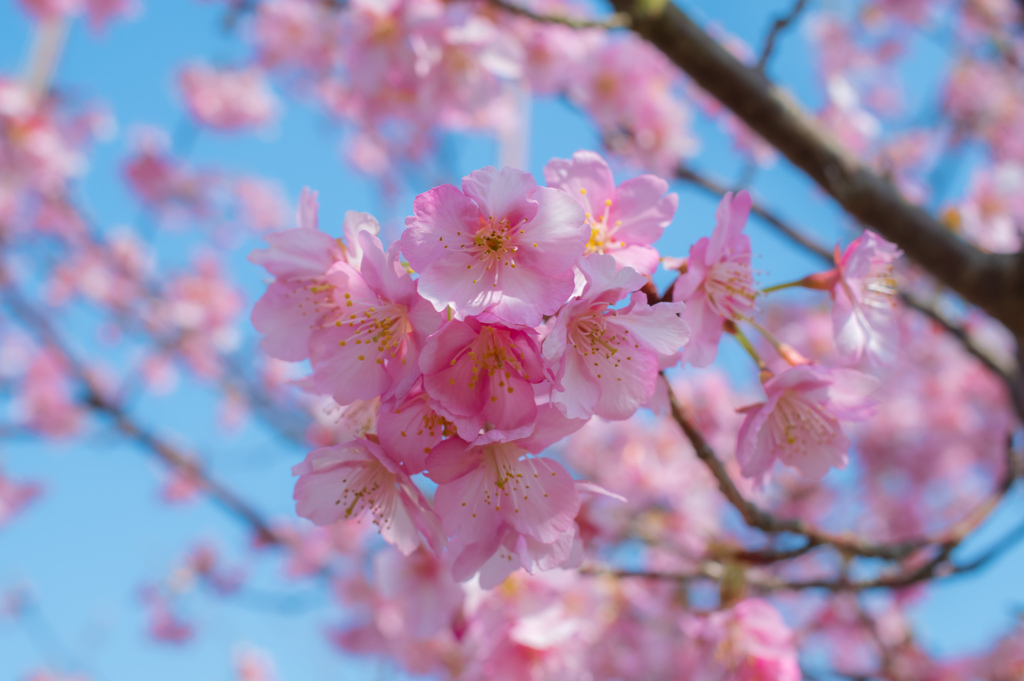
[3,0,1024,679]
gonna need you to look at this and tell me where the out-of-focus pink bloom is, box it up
[672,190,755,367]
[83,0,137,29]
[697,598,802,681]
[253,0,339,69]
[292,438,443,555]
[152,255,244,378]
[160,464,204,504]
[20,350,82,437]
[233,177,290,232]
[308,232,442,406]
[737,364,878,483]
[543,254,689,420]
[401,166,586,327]
[185,543,245,594]
[831,230,902,367]
[407,6,524,130]
[18,0,136,28]
[571,39,697,174]
[819,76,881,156]
[122,126,210,215]
[544,150,677,276]
[957,163,1024,253]
[0,471,42,526]
[233,644,277,681]
[178,64,277,131]
[374,547,464,638]
[510,16,599,95]
[140,588,194,644]
[866,0,938,24]
[23,671,91,681]
[419,318,546,433]
[273,520,367,578]
[17,0,80,20]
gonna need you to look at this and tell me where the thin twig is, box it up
[673,164,1024,416]
[674,165,831,261]
[0,269,287,547]
[668,379,1020,562]
[757,0,813,71]
[486,0,630,29]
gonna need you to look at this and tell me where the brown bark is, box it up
[610,0,1024,338]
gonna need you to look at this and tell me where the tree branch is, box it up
[666,381,930,560]
[0,270,287,547]
[611,0,1024,340]
[486,0,630,29]
[757,0,813,71]
[640,392,1022,591]
[672,164,1024,418]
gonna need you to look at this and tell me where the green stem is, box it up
[727,324,767,371]
[759,280,806,295]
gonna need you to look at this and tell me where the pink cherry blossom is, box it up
[737,364,879,483]
[292,438,442,556]
[233,177,290,232]
[20,349,81,437]
[401,166,587,326]
[419,318,546,432]
[543,254,690,420]
[140,588,194,644]
[249,188,364,361]
[121,126,209,216]
[373,547,464,638]
[0,470,42,526]
[544,150,678,276]
[956,163,1024,253]
[832,230,902,367]
[425,412,584,583]
[308,232,443,406]
[253,0,339,69]
[698,599,801,681]
[17,0,80,20]
[233,645,277,681]
[178,64,277,131]
[672,190,756,367]
[376,383,455,475]
[83,0,137,30]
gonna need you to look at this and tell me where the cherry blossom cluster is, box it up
[252,150,691,582]
[175,0,699,174]
[251,148,910,584]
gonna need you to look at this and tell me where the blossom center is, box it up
[336,294,410,361]
[335,460,397,530]
[704,255,757,321]
[768,392,841,461]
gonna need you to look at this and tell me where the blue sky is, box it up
[1,1,1022,679]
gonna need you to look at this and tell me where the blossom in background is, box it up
[831,230,902,367]
[672,190,755,367]
[178,64,278,131]
[694,598,802,681]
[0,470,42,526]
[737,364,878,483]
